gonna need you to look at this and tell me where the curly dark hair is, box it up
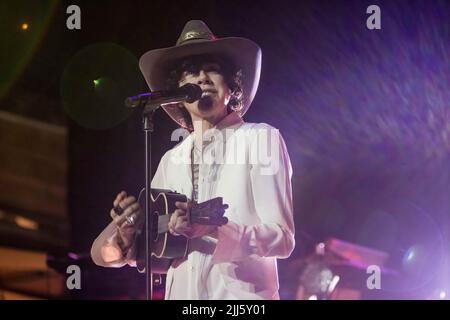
[165,54,244,128]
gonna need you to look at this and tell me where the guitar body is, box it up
[136,189,188,274]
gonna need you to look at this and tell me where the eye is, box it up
[181,65,200,77]
[182,70,196,78]
[179,69,198,84]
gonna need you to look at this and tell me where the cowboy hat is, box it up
[139,20,261,128]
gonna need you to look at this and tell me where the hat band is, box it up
[178,31,217,44]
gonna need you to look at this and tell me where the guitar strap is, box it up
[185,143,198,256]
[191,142,200,203]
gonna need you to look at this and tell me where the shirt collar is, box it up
[213,111,244,131]
[179,112,245,154]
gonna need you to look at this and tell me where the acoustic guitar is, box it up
[135,188,228,274]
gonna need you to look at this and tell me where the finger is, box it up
[113,191,127,207]
[110,208,119,220]
[168,214,175,227]
[117,215,138,230]
[175,216,189,229]
[169,212,189,229]
[175,201,189,210]
[169,212,179,226]
[114,203,140,226]
[169,226,181,237]
[168,211,183,230]
[123,202,140,218]
[118,196,137,211]
[171,221,189,237]
[174,208,187,217]
[111,194,134,222]
[168,224,176,236]
[168,219,180,234]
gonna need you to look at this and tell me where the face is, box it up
[178,61,232,121]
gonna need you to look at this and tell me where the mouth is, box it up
[201,88,217,97]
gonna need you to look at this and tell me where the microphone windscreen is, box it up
[181,83,202,103]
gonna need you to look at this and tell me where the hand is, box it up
[168,201,217,239]
[110,191,143,251]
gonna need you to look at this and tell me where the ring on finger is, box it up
[113,205,124,216]
[125,213,137,226]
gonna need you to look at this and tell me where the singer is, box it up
[91,20,295,300]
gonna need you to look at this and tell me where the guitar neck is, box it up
[153,196,227,235]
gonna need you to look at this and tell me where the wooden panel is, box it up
[0,246,47,270]
[0,111,67,218]
[0,246,67,299]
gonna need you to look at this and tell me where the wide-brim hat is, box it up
[139,20,262,128]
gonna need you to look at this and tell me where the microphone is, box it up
[125,83,202,108]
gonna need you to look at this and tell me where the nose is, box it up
[196,70,213,86]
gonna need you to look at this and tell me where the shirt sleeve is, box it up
[212,125,295,263]
[90,152,169,268]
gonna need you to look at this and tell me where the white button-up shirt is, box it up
[91,112,295,300]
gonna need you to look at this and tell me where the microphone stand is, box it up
[142,103,159,301]
[127,88,198,300]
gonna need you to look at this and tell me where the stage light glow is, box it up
[21,23,29,30]
[14,216,39,231]
[68,252,80,260]
[328,275,340,293]
[404,247,416,263]
[61,43,140,129]
[316,242,325,254]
